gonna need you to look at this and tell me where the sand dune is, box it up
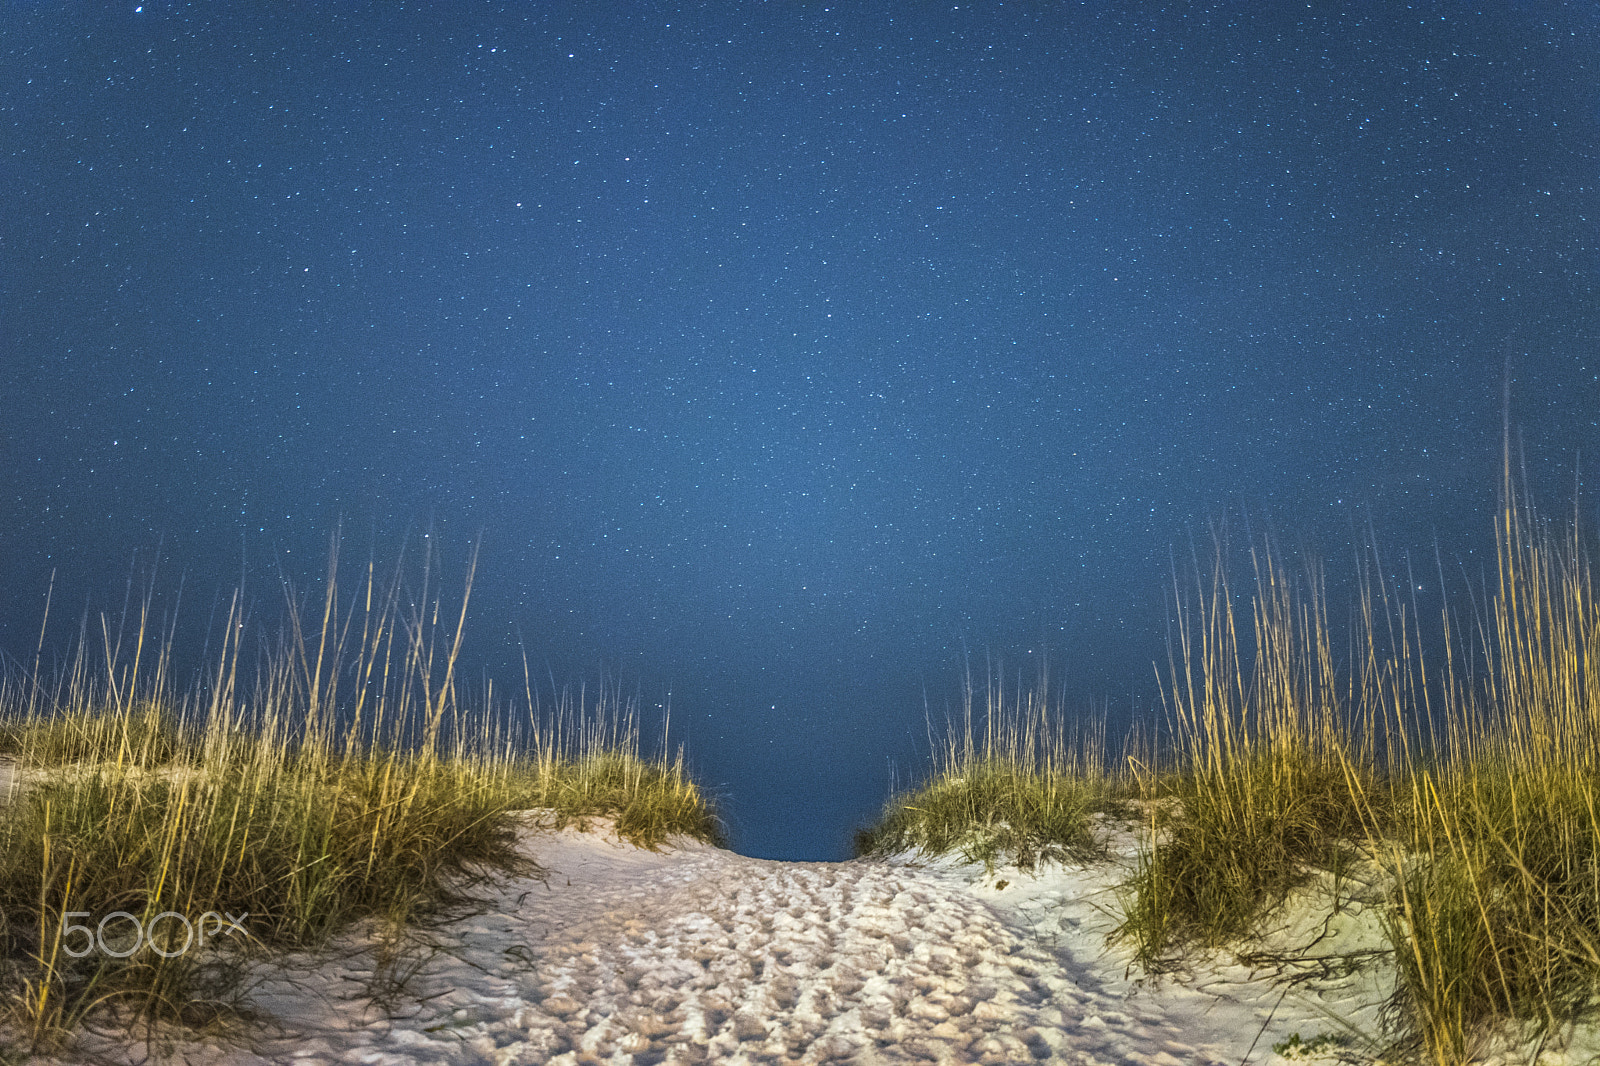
[34,810,1418,1065]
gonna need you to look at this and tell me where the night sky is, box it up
[5,3,1599,859]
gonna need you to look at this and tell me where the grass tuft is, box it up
[855,669,1121,871]
[1114,540,1379,966]
[515,749,722,850]
[0,700,193,767]
[1364,470,1600,1064]
[0,546,719,1055]
[1112,446,1600,1063]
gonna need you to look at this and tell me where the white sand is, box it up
[33,810,1428,1066]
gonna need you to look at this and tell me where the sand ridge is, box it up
[27,810,1412,1065]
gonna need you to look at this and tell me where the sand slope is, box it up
[40,813,1405,1065]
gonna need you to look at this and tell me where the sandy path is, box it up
[439,834,1106,1064]
[104,821,1277,1065]
[36,814,1395,1065]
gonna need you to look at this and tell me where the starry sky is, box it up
[4,2,1600,859]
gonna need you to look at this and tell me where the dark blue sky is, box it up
[5,2,1599,859]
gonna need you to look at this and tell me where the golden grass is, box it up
[1115,540,1379,965]
[1362,481,1600,1065]
[853,666,1124,871]
[0,545,719,1055]
[1119,455,1600,1063]
[503,676,723,850]
[860,440,1600,1064]
[14,453,1600,1064]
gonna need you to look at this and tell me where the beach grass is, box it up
[503,677,724,850]
[855,446,1600,1064]
[1364,481,1600,1066]
[0,547,719,1055]
[1113,538,1382,966]
[1112,457,1600,1063]
[853,668,1127,872]
[12,467,1600,1064]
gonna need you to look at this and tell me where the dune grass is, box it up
[1113,540,1383,965]
[504,676,723,850]
[853,667,1126,872]
[853,442,1600,1063]
[0,548,719,1055]
[13,471,1600,1064]
[1362,483,1600,1065]
[1114,462,1600,1063]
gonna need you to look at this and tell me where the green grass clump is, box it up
[0,548,719,1055]
[498,674,723,850]
[1371,491,1600,1064]
[0,736,530,1039]
[1115,449,1600,1064]
[1115,541,1379,966]
[1119,749,1365,963]
[1273,1031,1347,1059]
[514,749,722,850]
[855,672,1120,871]
[854,758,1103,871]
[1292,471,1600,1064]
[0,700,192,767]
[1386,763,1600,1051]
